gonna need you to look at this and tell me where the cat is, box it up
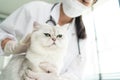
[0,22,69,80]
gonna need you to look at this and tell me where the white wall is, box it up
[93,0,120,79]
[0,0,60,18]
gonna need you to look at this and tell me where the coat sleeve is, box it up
[0,4,33,56]
[60,39,87,80]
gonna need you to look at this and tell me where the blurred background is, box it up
[0,0,120,80]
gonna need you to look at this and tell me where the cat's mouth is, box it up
[47,42,57,47]
[52,42,56,45]
[49,42,56,47]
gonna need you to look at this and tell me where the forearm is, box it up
[0,31,17,55]
[1,38,12,50]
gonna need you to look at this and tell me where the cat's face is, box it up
[31,23,68,50]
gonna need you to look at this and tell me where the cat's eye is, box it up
[57,34,62,38]
[44,33,51,37]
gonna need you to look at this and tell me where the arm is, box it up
[0,4,33,56]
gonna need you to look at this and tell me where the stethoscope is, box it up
[45,3,80,55]
[46,15,56,26]
[45,3,58,26]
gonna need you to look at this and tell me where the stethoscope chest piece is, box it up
[46,15,56,26]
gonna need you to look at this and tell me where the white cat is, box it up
[0,22,68,80]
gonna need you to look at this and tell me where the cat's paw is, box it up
[22,69,40,80]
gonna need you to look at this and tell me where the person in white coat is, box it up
[0,0,97,80]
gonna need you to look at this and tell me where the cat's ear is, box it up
[33,21,40,31]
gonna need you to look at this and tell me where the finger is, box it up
[9,41,16,53]
[25,69,40,79]
[22,73,35,80]
[23,70,36,80]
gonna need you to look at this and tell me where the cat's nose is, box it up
[52,38,56,41]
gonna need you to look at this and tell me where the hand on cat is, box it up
[23,69,59,80]
[4,34,31,55]
[23,69,69,80]
[40,62,57,74]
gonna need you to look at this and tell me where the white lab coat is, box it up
[0,1,88,80]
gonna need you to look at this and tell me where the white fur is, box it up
[26,23,68,74]
[0,54,26,80]
[0,23,68,80]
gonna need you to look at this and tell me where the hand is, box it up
[39,62,57,74]
[4,34,31,55]
[22,69,40,80]
[23,69,62,80]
